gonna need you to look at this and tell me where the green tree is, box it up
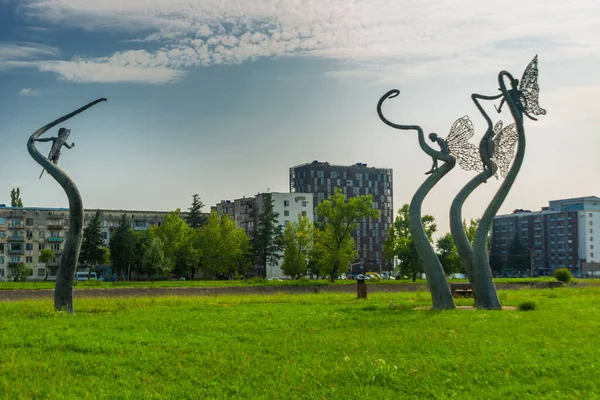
[506,233,530,275]
[109,214,136,279]
[142,237,174,278]
[463,218,480,244]
[383,204,436,282]
[436,233,463,276]
[197,212,251,278]
[131,230,151,276]
[251,194,283,276]
[187,194,208,229]
[80,211,106,278]
[281,215,313,279]
[39,248,55,282]
[10,188,23,207]
[14,263,33,282]
[314,189,379,282]
[151,209,200,279]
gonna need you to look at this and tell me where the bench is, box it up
[450,283,473,298]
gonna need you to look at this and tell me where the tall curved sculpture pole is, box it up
[378,90,456,310]
[449,92,503,309]
[470,72,525,299]
[28,98,107,313]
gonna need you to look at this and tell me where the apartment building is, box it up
[215,192,314,278]
[0,206,183,281]
[289,160,393,272]
[490,196,600,276]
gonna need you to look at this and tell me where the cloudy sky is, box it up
[1,0,599,235]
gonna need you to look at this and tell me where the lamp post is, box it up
[527,247,535,277]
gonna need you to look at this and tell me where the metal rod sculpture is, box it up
[28,98,107,313]
[451,56,545,309]
[377,90,456,310]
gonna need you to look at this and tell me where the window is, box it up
[0,218,5,225]
[50,231,61,238]
[592,245,594,250]
[37,268,45,277]
[39,231,45,238]
[0,231,5,238]
[10,256,21,263]
[284,210,289,217]
[591,229,594,234]
[592,253,595,258]
[301,211,307,217]
[38,244,46,251]
[302,201,308,207]
[26,256,33,263]
[102,232,108,239]
[590,221,593,225]
[26,243,33,251]
[26,218,33,226]
[51,244,60,251]
[26,231,33,239]
[0,256,4,264]
[39,219,45,225]
[591,237,594,242]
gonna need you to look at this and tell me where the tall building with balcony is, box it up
[490,196,600,276]
[289,160,393,272]
[0,206,185,281]
[215,192,314,278]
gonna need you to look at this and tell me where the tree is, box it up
[109,214,136,279]
[10,188,23,207]
[130,230,151,276]
[436,233,463,276]
[187,194,208,229]
[506,233,530,275]
[142,237,174,278]
[151,209,200,279]
[314,189,379,282]
[80,211,106,278]
[463,218,480,244]
[383,204,436,282]
[39,248,55,282]
[14,263,33,282]
[251,194,284,276]
[281,215,313,279]
[197,212,251,278]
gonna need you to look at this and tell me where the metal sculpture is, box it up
[377,90,456,310]
[37,127,75,179]
[449,55,545,309]
[28,98,107,313]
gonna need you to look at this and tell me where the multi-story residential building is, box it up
[289,160,393,273]
[215,192,314,279]
[0,206,185,281]
[490,196,600,276]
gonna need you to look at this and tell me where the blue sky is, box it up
[1,0,599,235]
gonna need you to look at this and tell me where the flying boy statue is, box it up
[34,127,75,179]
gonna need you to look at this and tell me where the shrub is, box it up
[518,301,537,311]
[553,268,572,283]
[244,277,267,285]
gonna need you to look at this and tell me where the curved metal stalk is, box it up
[378,90,455,309]
[27,98,107,313]
[449,93,503,309]
[471,72,525,306]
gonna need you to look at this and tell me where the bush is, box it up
[244,277,267,285]
[553,268,572,283]
[518,301,537,311]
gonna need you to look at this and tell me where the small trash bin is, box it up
[357,274,367,299]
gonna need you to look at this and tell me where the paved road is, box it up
[0,282,539,302]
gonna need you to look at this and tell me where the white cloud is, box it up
[11,0,600,83]
[37,59,184,83]
[19,88,41,96]
[0,43,58,61]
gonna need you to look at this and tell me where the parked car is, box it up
[75,271,98,281]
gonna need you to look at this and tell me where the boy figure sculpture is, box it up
[425,132,449,175]
[34,127,75,179]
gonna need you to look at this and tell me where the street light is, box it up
[527,247,535,277]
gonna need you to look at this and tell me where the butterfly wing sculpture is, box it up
[490,121,518,179]
[518,55,547,118]
[446,115,483,172]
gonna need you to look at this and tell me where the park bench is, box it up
[450,283,473,298]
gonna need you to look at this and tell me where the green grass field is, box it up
[1,287,599,399]
[0,276,569,291]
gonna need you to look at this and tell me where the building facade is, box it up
[0,206,182,281]
[289,161,393,273]
[490,196,600,276]
[215,192,314,279]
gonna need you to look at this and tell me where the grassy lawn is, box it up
[0,288,599,399]
[0,276,578,291]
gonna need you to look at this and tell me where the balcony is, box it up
[7,236,24,242]
[47,237,64,243]
[47,224,64,230]
[8,224,23,229]
[8,249,24,255]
